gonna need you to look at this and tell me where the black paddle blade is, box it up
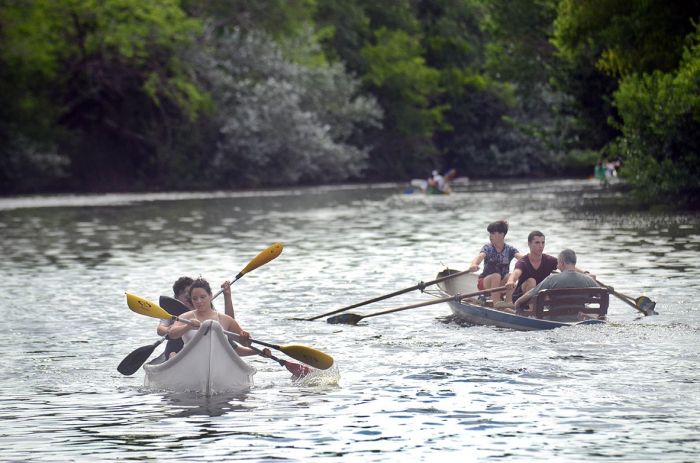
[117,341,161,375]
[159,295,190,316]
[327,313,364,325]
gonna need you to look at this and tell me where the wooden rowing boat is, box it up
[435,269,608,331]
[143,319,256,395]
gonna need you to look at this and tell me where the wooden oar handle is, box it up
[363,286,507,319]
[307,269,475,320]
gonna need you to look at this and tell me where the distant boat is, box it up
[407,168,456,194]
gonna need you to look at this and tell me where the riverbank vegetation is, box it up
[1,0,698,207]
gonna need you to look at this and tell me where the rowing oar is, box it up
[327,286,506,325]
[297,269,475,321]
[159,295,313,377]
[595,279,658,316]
[211,242,283,299]
[126,293,334,370]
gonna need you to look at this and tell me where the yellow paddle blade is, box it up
[240,243,283,275]
[126,293,173,320]
[279,345,334,370]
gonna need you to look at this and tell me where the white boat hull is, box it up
[144,319,255,395]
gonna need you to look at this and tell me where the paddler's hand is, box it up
[189,318,201,328]
[469,264,479,273]
[260,348,272,358]
[221,280,232,296]
[238,330,251,346]
[506,280,516,290]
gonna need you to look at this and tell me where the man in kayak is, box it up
[512,249,598,315]
[506,231,593,310]
[157,276,194,359]
[469,220,523,304]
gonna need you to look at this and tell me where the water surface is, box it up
[1,179,699,462]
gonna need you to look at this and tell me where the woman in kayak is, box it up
[168,278,271,359]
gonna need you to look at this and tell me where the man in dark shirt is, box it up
[506,231,593,309]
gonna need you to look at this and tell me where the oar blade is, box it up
[240,243,283,276]
[636,296,658,316]
[326,313,364,325]
[117,341,160,375]
[126,293,172,320]
[279,345,334,370]
[159,296,190,316]
[284,361,314,378]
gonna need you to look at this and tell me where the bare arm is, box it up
[222,280,234,318]
[221,314,251,346]
[469,252,486,273]
[574,266,596,279]
[513,291,534,312]
[157,321,170,336]
[167,313,200,339]
[506,268,522,289]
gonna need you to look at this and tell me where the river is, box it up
[1,179,698,462]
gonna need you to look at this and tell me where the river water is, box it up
[1,179,698,462]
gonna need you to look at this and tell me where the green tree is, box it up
[611,31,700,207]
[0,0,205,192]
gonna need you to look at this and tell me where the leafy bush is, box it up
[612,30,700,207]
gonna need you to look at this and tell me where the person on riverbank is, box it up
[157,276,194,359]
[594,160,606,182]
[167,278,271,359]
[506,231,595,311]
[469,220,523,304]
[513,249,599,317]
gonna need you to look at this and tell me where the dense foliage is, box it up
[1,0,698,207]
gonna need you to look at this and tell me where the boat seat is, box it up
[534,287,609,320]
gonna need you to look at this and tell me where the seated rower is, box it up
[506,231,594,311]
[168,278,271,359]
[469,220,523,305]
[513,249,598,318]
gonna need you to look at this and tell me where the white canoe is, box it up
[144,319,256,395]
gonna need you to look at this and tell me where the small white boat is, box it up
[144,319,256,395]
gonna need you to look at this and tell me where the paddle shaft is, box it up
[211,243,283,299]
[595,279,650,315]
[226,330,282,350]
[327,286,506,324]
[305,269,475,321]
[363,286,507,319]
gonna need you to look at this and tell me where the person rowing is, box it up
[513,249,599,318]
[468,220,523,305]
[167,278,271,359]
[506,231,595,311]
[156,276,193,359]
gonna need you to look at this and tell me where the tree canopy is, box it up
[1,0,699,207]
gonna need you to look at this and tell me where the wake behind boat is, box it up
[144,319,256,395]
[436,269,608,331]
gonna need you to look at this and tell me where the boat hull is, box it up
[144,319,255,395]
[436,270,606,331]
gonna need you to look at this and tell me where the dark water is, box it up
[1,179,699,462]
